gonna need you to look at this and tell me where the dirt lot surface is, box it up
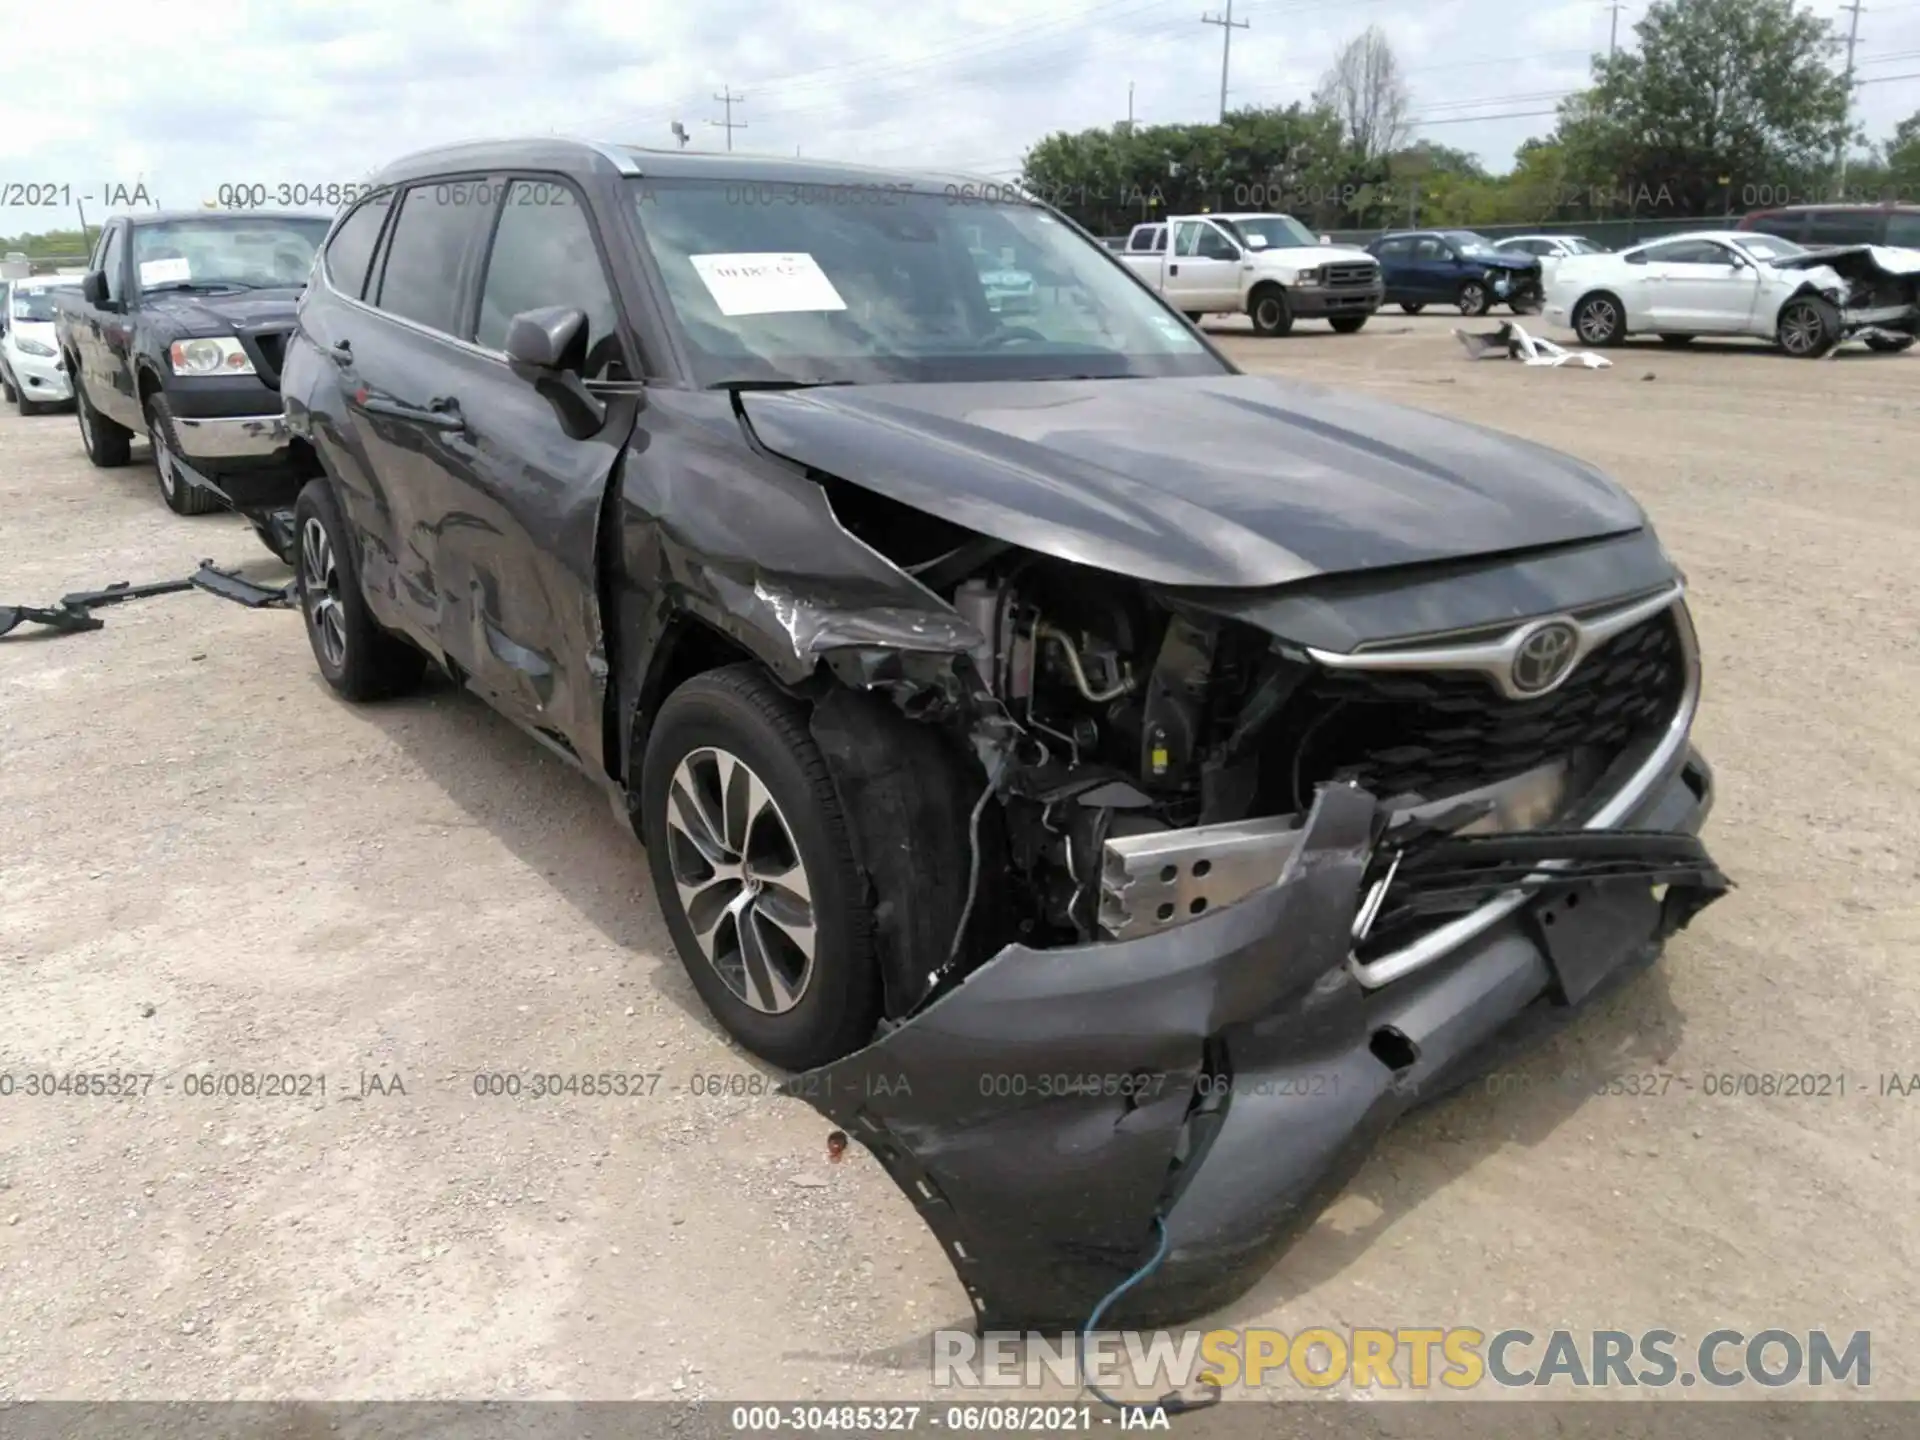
[2,317,1915,1409]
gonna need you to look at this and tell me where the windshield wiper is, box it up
[142,281,249,294]
[705,378,860,391]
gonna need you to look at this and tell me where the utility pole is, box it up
[710,88,747,152]
[1836,1,1865,187]
[1127,81,1135,131]
[1199,1,1249,122]
[1606,0,1625,57]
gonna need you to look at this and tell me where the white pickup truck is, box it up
[1119,213,1384,335]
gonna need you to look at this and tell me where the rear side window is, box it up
[474,179,628,380]
[325,192,392,299]
[374,184,479,335]
[1883,212,1920,248]
[1745,211,1806,242]
[1373,237,1410,260]
[1808,209,1878,246]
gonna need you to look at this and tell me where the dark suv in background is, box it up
[1736,202,1920,250]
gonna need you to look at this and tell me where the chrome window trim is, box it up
[1304,580,1684,702]
[1349,595,1702,989]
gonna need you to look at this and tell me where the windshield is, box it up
[1732,234,1807,262]
[1218,214,1318,251]
[629,178,1222,386]
[10,285,80,322]
[1442,230,1500,256]
[131,217,332,291]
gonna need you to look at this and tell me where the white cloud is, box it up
[0,0,1913,241]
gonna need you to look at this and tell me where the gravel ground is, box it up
[1,317,1915,1408]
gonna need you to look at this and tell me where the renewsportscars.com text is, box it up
[933,1326,1870,1392]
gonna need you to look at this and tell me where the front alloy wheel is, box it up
[1777,296,1840,358]
[301,516,347,671]
[664,747,817,1016]
[1574,294,1625,346]
[1457,280,1491,316]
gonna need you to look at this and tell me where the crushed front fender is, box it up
[783,759,1726,1333]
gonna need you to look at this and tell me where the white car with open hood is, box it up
[1544,229,1920,357]
[1119,212,1384,335]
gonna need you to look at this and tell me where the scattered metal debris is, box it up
[1,560,293,639]
[1455,320,1613,368]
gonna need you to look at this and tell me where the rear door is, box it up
[1166,220,1239,310]
[419,174,641,757]
[335,180,494,655]
[1370,236,1413,296]
[1408,235,1454,300]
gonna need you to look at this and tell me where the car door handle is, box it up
[360,395,465,431]
[1168,264,1179,276]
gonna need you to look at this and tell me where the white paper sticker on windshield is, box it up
[688,253,846,317]
[1244,235,1268,248]
[139,257,192,287]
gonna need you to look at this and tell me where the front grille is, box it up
[1325,262,1378,288]
[1283,609,1685,808]
[246,329,290,388]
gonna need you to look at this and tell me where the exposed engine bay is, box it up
[820,478,1693,996]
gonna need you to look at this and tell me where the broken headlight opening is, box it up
[779,499,1728,1333]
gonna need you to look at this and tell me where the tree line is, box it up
[1020,0,1920,236]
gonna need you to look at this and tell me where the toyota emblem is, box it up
[1510,621,1580,695]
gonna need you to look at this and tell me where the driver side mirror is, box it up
[505,305,612,439]
[82,270,109,306]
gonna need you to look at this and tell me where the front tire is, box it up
[293,478,427,702]
[1865,333,1915,354]
[1776,296,1840,358]
[1328,315,1368,334]
[1249,286,1293,336]
[641,666,880,1071]
[147,393,222,515]
[1456,280,1492,317]
[74,371,133,467]
[1573,292,1627,346]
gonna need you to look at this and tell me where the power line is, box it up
[1837,0,1866,183]
[1199,0,1252,120]
[710,87,747,151]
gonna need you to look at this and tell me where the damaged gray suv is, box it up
[280,139,1728,1334]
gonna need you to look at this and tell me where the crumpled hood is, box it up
[1774,243,1920,277]
[143,288,302,334]
[739,374,1645,588]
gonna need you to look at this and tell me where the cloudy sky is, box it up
[2,0,1916,244]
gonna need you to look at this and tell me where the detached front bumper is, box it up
[788,747,1722,1333]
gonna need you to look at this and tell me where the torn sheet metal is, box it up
[1456,321,1612,368]
[783,753,1727,1333]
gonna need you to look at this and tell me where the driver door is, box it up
[1661,240,1763,331]
[420,174,640,758]
[1166,220,1241,311]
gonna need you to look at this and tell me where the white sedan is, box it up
[1543,229,1920,357]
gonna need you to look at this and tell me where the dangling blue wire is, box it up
[1076,1215,1221,1414]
